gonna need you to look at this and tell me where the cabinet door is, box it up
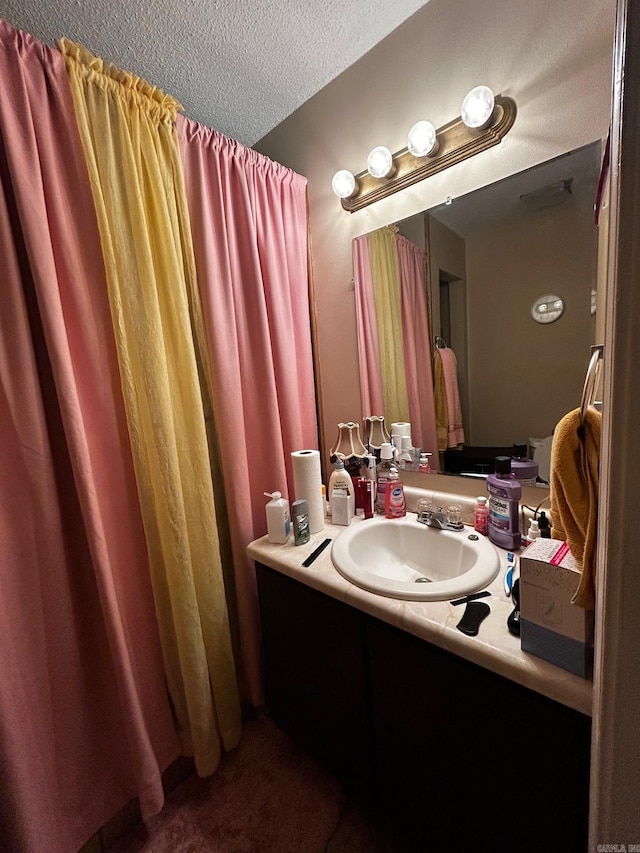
[256,564,373,789]
[367,617,591,852]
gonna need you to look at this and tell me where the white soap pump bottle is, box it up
[264,491,291,544]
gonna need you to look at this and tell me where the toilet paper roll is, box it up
[291,449,324,534]
[391,422,412,440]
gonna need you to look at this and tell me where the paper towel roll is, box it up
[291,449,324,534]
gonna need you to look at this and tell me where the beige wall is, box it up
[465,196,597,445]
[256,0,615,480]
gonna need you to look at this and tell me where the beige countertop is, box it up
[247,515,593,717]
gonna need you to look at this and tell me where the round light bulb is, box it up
[407,120,438,157]
[461,85,496,129]
[367,146,394,178]
[331,169,357,199]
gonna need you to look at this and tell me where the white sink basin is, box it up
[331,515,500,601]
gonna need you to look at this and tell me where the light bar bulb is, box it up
[407,120,438,157]
[367,146,394,179]
[331,169,357,199]
[461,85,496,129]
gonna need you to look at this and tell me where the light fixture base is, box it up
[341,95,516,213]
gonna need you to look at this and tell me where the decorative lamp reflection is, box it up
[363,416,391,450]
[330,422,369,460]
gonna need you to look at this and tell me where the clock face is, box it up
[531,294,565,324]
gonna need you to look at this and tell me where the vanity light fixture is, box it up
[333,87,516,212]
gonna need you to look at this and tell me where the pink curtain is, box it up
[0,21,179,853]
[353,235,385,417]
[396,234,439,458]
[176,115,318,705]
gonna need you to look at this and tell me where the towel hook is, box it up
[580,345,603,424]
[435,335,447,349]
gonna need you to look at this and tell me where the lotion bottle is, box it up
[264,491,291,544]
[328,458,355,517]
[385,467,406,518]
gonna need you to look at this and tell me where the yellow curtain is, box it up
[368,226,410,425]
[59,39,241,775]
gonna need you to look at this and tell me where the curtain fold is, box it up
[353,234,385,418]
[177,115,318,705]
[396,234,439,456]
[367,227,411,426]
[59,39,241,774]
[0,20,180,852]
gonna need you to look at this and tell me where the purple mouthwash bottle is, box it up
[487,456,522,550]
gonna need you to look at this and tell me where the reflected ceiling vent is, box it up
[519,178,573,211]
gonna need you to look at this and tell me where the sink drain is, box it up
[414,577,432,583]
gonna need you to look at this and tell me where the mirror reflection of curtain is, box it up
[396,234,438,460]
[368,226,411,424]
[353,236,384,416]
[353,226,438,458]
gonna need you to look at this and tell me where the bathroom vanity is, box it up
[248,519,592,851]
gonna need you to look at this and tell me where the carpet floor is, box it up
[109,713,419,853]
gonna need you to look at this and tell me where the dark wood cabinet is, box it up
[256,563,590,852]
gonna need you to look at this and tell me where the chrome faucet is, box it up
[417,505,464,531]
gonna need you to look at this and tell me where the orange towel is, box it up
[550,407,601,609]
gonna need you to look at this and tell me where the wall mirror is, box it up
[354,140,602,482]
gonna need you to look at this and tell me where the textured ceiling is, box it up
[0,0,431,146]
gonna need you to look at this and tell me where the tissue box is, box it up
[519,539,594,677]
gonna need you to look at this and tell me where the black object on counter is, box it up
[507,578,521,636]
[456,601,490,636]
[301,537,332,567]
[538,511,551,538]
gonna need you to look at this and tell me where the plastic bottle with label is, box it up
[264,491,291,544]
[487,456,522,550]
[474,496,489,535]
[375,443,395,514]
[385,467,407,518]
[328,458,355,517]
